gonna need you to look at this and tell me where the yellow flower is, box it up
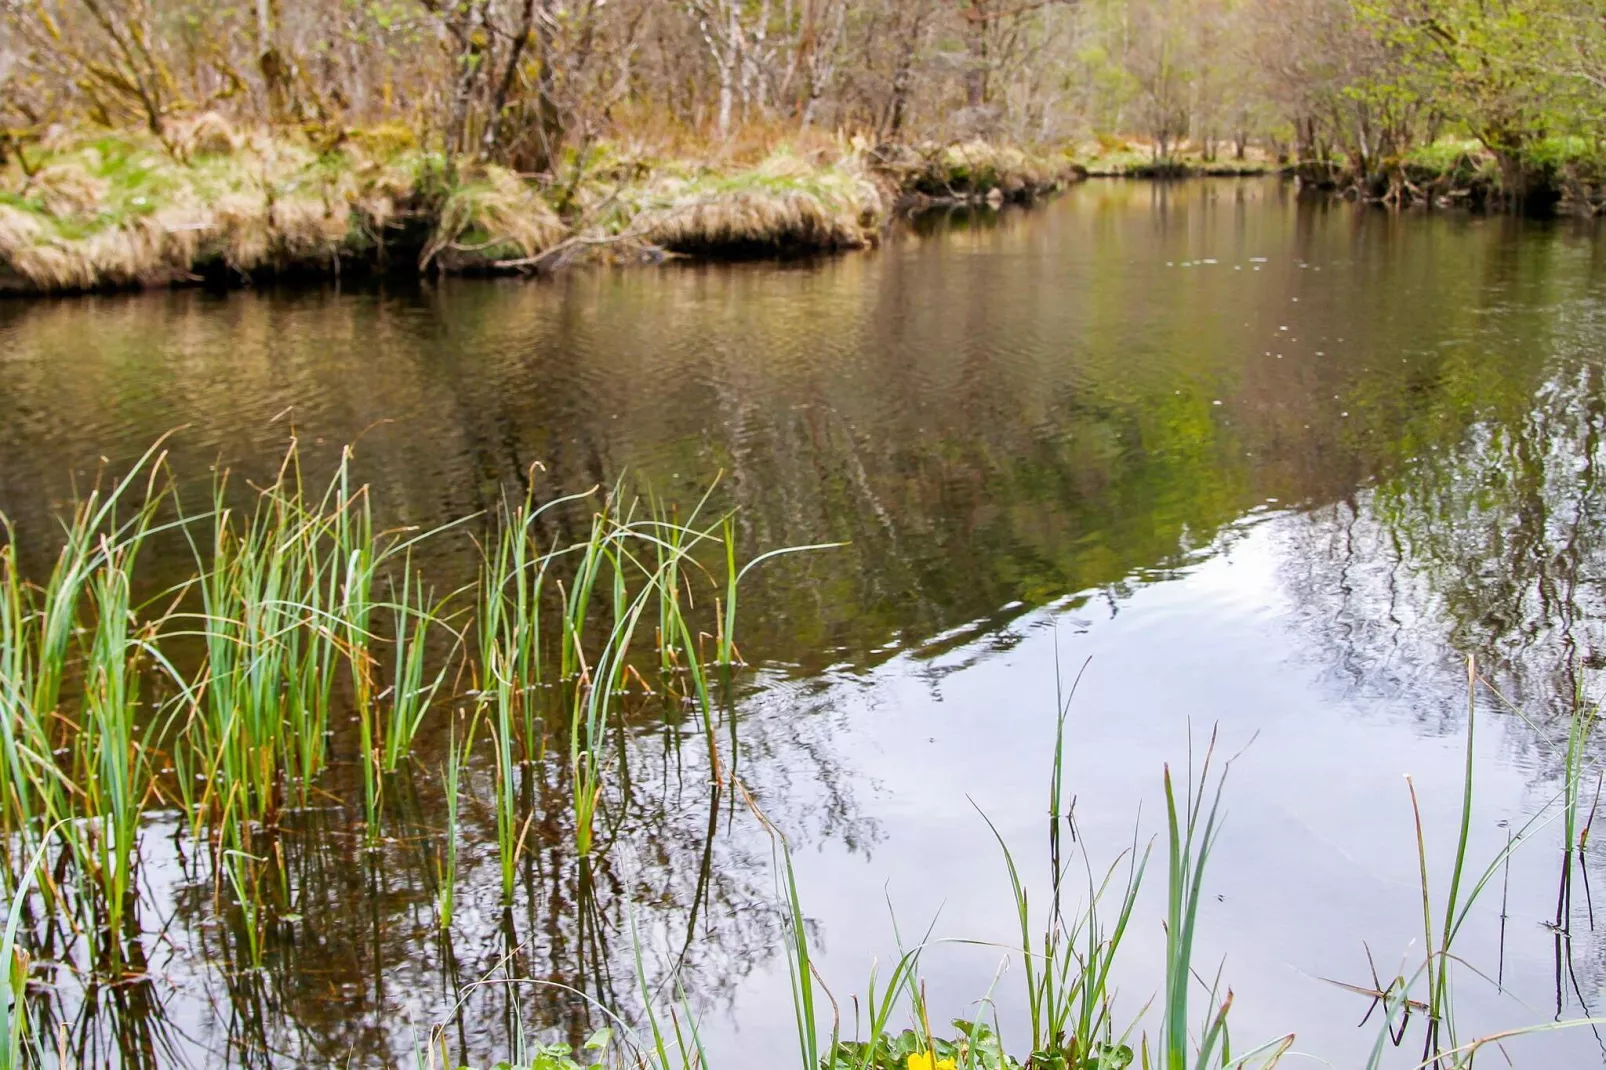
[906,1052,957,1070]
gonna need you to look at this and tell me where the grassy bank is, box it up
[0,120,1079,295]
[38,119,1593,298]
[1065,131,1606,215]
[1073,136,1281,179]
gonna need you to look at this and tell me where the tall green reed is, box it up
[475,488,599,902]
[184,452,348,834]
[568,528,649,862]
[1006,660,1145,1064]
[1363,657,1572,1069]
[565,501,759,861]
[0,442,199,976]
[1154,728,1296,1070]
[2,435,814,1005]
[1415,661,1480,1063]
[477,492,552,903]
[0,440,174,881]
[331,450,387,847]
[717,528,843,673]
[382,556,451,774]
[437,715,473,931]
[1555,689,1598,937]
[77,551,148,967]
[1,830,56,1070]
[184,445,461,848]
[487,664,522,905]
[0,529,61,880]
[475,485,754,879]
[55,467,182,970]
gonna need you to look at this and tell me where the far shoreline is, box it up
[3,126,1595,302]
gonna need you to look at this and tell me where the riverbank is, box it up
[0,120,1079,295]
[10,122,1601,296]
[1293,136,1606,214]
[1073,135,1282,178]
[1071,132,1606,214]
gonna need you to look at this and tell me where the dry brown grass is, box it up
[878,139,1074,201]
[0,122,589,289]
[635,147,882,254]
[0,206,45,257]
[172,111,241,159]
[0,195,212,290]
[0,127,412,290]
[643,190,863,252]
[424,164,566,270]
[598,103,846,169]
[0,207,76,290]
[28,164,108,217]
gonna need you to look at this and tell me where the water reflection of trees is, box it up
[1274,301,1606,1025]
[1280,299,1606,722]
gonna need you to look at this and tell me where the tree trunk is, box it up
[717,59,734,137]
[886,3,927,137]
[483,0,538,162]
[257,0,294,123]
[443,2,488,167]
[529,0,565,172]
[964,1,989,109]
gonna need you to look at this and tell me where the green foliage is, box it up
[828,1023,1012,1070]
[455,1029,611,1070]
[824,1021,1133,1070]
[1355,0,1606,173]
[1400,138,1487,175]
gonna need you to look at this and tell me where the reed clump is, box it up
[0,441,181,973]
[449,662,1595,1070]
[0,437,780,1032]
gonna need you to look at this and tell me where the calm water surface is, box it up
[5,179,1606,1067]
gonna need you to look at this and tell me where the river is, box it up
[3,178,1606,1067]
